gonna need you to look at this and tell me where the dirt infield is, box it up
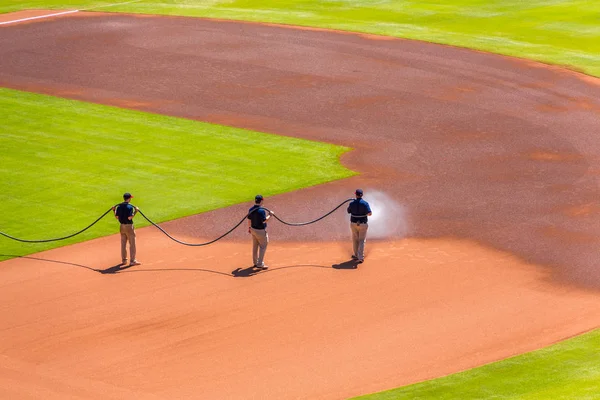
[1,12,600,399]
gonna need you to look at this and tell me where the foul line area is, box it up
[0,10,79,26]
[0,0,143,26]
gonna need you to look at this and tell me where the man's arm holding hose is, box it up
[129,205,138,220]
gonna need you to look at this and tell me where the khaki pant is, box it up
[250,228,269,267]
[120,224,136,262]
[351,222,368,260]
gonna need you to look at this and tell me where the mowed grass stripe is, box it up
[1,1,597,77]
[352,328,600,399]
[0,88,354,259]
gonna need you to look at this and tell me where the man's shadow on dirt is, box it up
[332,260,360,269]
[97,263,136,274]
[231,266,265,277]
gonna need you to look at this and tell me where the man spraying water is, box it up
[347,189,372,264]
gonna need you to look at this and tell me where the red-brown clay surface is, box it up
[1,12,600,400]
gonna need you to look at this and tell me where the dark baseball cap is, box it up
[355,189,363,196]
[255,194,263,202]
[123,192,133,200]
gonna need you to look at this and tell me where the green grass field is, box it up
[0,88,353,259]
[352,328,600,399]
[1,1,598,77]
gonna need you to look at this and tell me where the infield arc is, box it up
[1,11,599,286]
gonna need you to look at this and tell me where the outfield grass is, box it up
[0,88,354,259]
[352,328,600,400]
[1,1,598,78]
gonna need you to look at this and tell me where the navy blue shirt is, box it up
[115,202,135,224]
[248,205,268,229]
[347,198,371,223]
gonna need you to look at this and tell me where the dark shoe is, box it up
[357,259,364,264]
[351,255,358,260]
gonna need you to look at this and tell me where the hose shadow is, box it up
[117,267,233,277]
[1,255,357,277]
[0,254,99,272]
[1,254,148,275]
[107,263,344,277]
[232,264,336,277]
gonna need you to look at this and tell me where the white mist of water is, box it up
[363,189,409,239]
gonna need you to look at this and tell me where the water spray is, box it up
[361,189,409,239]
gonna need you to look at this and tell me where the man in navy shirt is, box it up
[247,194,273,269]
[113,192,140,266]
[347,189,372,263]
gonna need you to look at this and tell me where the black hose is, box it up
[138,198,356,245]
[1,198,363,246]
[264,198,353,226]
[0,207,115,243]
[136,209,251,247]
